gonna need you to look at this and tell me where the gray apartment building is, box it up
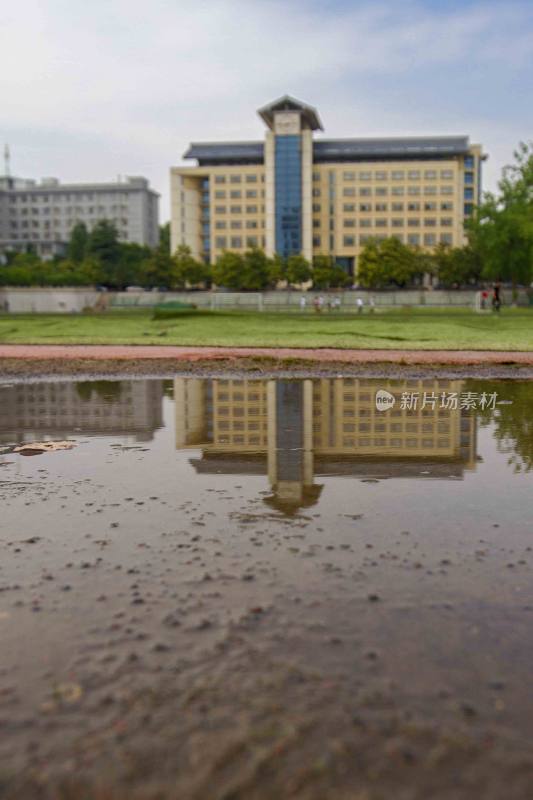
[0,174,159,259]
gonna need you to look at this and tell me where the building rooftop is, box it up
[183,135,471,165]
[257,95,324,131]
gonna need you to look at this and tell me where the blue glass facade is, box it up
[275,135,302,257]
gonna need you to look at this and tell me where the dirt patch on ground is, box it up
[1,357,533,381]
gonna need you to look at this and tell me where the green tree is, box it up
[267,254,286,286]
[212,251,246,289]
[67,222,89,264]
[356,241,387,288]
[174,244,211,287]
[467,141,533,286]
[432,244,482,288]
[242,247,271,290]
[87,220,122,287]
[312,255,351,289]
[159,222,171,255]
[140,249,178,288]
[286,254,312,287]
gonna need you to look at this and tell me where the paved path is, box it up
[1,344,533,364]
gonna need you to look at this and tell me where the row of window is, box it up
[214,220,261,230]
[311,233,454,247]
[337,217,454,228]
[214,236,264,249]
[214,205,263,215]
[329,185,455,198]
[213,189,263,199]
[213,174,263,184]
[10,192,132,202]
[10,205,129,215]
[327,201,454,213]
[313,169,457,182]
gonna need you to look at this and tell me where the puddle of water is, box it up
[0,376,532,796]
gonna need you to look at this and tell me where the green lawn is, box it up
[1,308,532,350]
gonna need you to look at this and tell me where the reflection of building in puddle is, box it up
[174,378,477,513]
[0,381,164,442]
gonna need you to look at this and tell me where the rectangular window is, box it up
[391,218,404,227]
[424,233,436,246]
[214,175,226,184]
[343,203,355,212]
[391,171,405,180]
[246,220,258,229]
[246,236,258,247]
[312,172,320,182]
[359,203,372,212]
[375,171,387,180]
[440,170,453,179]
[424,218,437,226]
[408,170,420,180]
[375,203,388,211]
[230,236,242,247]
[464,172,474,184]
[245,190,257,198]
[407,218,420,227]
[408,186,420,196]
[360,219,372,228]
[407,234,420,245]
[313,219,320,228]
[375,219,387,227]
[407,202,420,211]
[230,175,241,183]
[343,171,355,181]
[230,190,241,199]
[215,205,226,214]
[215,236,226,247]
[391,187,404,196]
[343,219,356,228]
[343,235,355,246]
[230,220,242,229]
[440,233,453,245]
[245,174,257,183]
[312,203,321,212]
[391,202,404,211]
[440,218,453,226]
[375,187,387,196]
[424,186,437,195]
[440,186,453,195]
[424,170,437,179]
[359,187,371,196]
[424,202,437,211]
[464,187,474,200]
[312,188,321,197]
[464,156,474,168]
[343,187,355,197]
[440,202,453,210]
[464,202,474,215]
[230,205,242,213]
[313,235,321,247]
[246,205,258,213]
[359,171,371,180]
[215,221,226,229]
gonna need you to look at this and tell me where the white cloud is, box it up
[1,0,531,216]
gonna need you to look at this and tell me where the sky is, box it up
[1,0,532,220]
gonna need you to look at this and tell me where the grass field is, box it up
[0,308,532,350]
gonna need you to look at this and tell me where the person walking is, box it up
[356,297,364,314]
[492,282,502,312]
[300,295,307,313]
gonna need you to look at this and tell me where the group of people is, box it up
[480,282,503,312]
[299,295,376,314]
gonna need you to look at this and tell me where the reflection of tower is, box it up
[174,378,210,447]
[265,379,321,513]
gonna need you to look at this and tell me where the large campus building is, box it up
[174,377,477,512]
[170,95,484,277]
[0,174,159,259]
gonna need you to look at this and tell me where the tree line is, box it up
[0,142,531,290]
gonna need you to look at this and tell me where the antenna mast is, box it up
[4,144,10,177]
